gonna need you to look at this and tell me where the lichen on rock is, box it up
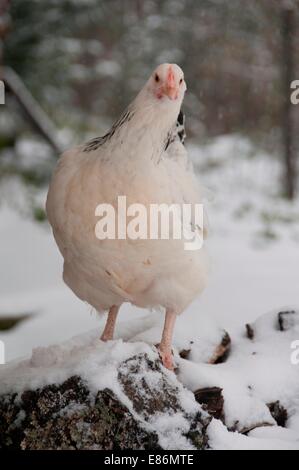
[0,352,210,450]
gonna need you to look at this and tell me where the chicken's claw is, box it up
[156,344,175,371]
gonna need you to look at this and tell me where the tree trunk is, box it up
[281,5,296,199]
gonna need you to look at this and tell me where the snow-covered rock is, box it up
[0,339,210,450]
[179,309,299,446]
[1,308,299,450]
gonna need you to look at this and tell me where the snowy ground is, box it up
[0,135,299,449]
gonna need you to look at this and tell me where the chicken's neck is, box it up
[113,98,179,163]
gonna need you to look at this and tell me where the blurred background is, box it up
[0,0,298,362]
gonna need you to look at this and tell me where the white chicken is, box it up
[46,63,208,370]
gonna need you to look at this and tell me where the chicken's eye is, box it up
[155,74,160,83]
[179,78,183,85]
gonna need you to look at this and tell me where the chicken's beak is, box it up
[163,66,179,100]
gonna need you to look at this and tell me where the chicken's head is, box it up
[150,63,186,103]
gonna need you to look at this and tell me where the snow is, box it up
[0,134,299,449]
[2,310,298,450]
[208,419,299,451]
[178,309,299,435]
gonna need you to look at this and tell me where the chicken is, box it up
[46,63,208,370]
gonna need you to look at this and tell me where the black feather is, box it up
[164,109,186,151]
[83,108,134,152]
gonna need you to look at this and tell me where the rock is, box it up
[0,376,158,450]
[194,387,224,420]
[179,345,192,360]
[267,401,288,428]
[236,422,274,435]
[118,354,211,449]
[179,331,231,365]
[0,353,210,450]
[278,310,299,332]
[208,331,231,364]
[245,323,254,340]
[246,309,299,339]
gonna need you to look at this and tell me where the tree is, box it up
[281,2,297,199]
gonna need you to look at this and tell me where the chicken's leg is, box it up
[158,309,177,370]
[100,305,120,341]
